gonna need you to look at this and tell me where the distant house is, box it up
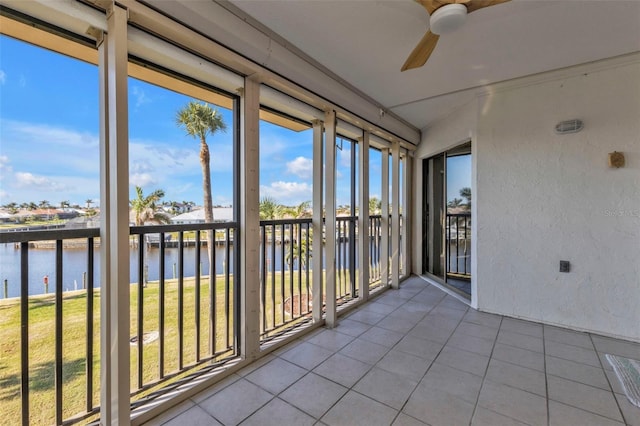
[170,207,233,224]
[0,211,14,224]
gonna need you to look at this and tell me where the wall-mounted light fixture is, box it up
[555,119,584,135]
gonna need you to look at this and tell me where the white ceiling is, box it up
[227,0,640,130]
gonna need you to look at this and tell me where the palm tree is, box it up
[39,200,50,209]
[259,196,282,220]
[130,186,171,226]
[282,201,311,219]
[85,199,93,209]
[459,187,472,209]
[369,197,382,215]
[176,101,227,224]
[4,202,18,214]
[286,233,312,270]
[447,198,463,209]
[60,200,70,209]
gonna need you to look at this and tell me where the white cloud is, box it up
[2,119,99,148]
[132,86,151,109]
[0,70,6,85]
[14,172,69,192]
[260,181,312,205]
[130,173,157,188]
[19,75,26,87]
[286,156,313,179]
[0,155,11,176]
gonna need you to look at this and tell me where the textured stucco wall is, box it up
[413,57,640,341]
[476,60,640,341]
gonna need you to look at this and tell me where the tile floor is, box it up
[146,276,639,426]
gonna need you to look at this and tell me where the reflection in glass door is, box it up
[422,142,471,298]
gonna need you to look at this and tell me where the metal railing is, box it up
[336,216,357,302]
[0,222,238,425]
[446,213,471,277]
[259,218,312,339]
[369,215,383,287]
[0,213,392,423]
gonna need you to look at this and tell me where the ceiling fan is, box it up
[401,0,510,71]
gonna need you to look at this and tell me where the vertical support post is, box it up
[99,4,130,424]
[357,132,370,301]
[311,120,324,323]
[391,141,400,289]
[324,110,337,328]
[402,151,412,277]
[239,77,261,360]
[380,148,390,288]
[349,140,356,298]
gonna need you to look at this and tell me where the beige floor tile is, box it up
[545,340,601,367]
[591,335,640,359]
[477,380,547,426]
[279,373,348,419]
[491,343,545,372]
[392,412,427,426]
[244,358,307,394]
[198,378,273,425]
[144,399,195,425]
[241,398,315,426]
[409,322,455,343]
[403,386,475,426]
[463,310,502,329]
[471,407,528,426]
[162,405,222,426]
[543,325,593,349]
[191,374,242,404]
[419,362,483,404]
[376,315,419,334]
[305,329,355,352]
[313,352,372,387]
[353,367,418,409]
[361,301,398,315]
[235,354,276,377]
[546,355,610,390]
[547,375,623,422]
[345,309,387,325]
[376,348,432,380]
[394,335,443,361]
[339,337,390,365]
[359,326,405,348]
[428,305,467,321]
[279,341,334,370]
[435,345,490,377]
[333,318,371,337]
[321,391,398,426]
[437,295,470,312]
[548,400,624,426]
[614,391,640,426]
[485,358,546,397]
[455,321,499,341]
[500,317,543,338]
[496,330,544,353]
[604,367,626,394]
[447,332,495,357]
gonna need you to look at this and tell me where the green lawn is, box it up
[0,266,373,424]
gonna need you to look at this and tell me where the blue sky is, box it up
[0,35,384,209]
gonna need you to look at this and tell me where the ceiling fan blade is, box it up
[466,0,510,14]
[416,0,471,15]
[401,30,440,72]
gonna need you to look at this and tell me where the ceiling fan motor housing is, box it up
[430,3,468,35]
